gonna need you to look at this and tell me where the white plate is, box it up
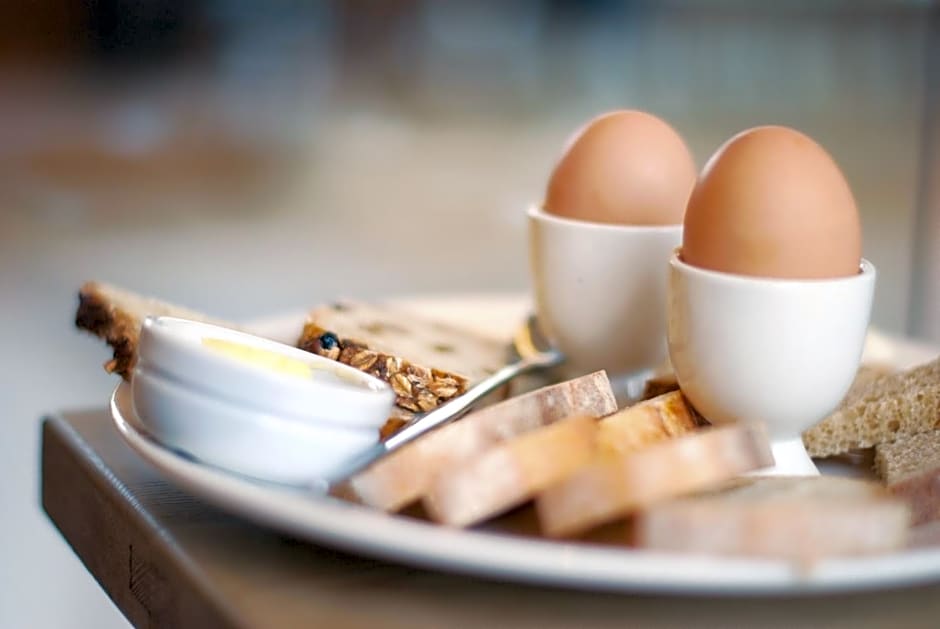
[111,295,940,595]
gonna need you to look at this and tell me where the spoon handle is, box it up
[387,357,540,449]
[325,349,562,486]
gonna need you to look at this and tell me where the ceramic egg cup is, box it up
[132,316,396,485]
[528,205,681,388]
[667,253,876,475]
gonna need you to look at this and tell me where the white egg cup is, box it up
[667,253,876,475]
[528,205,682,382]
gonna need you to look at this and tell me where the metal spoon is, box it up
[316,315,564,490]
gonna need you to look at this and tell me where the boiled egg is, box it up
[682,125,861,279]
[544,110,697,225]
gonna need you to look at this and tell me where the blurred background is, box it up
[2,1,938,626]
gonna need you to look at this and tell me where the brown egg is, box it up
[682,126,862,279]
[544,110,697,225]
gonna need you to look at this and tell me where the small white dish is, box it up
[528,205,681,379]
[667,254,876,475]
[131,316,396,484]
[137,316,395,428]
[132,369,380,484]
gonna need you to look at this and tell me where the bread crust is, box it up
[597,391,704,456]
[75,282,142,380]
[423,415,598,527]
[75,281,237,380]
[337,371,617,512]
[536,422,773,538]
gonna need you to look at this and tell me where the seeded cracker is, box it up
[297,301,508,413]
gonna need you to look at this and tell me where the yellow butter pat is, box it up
[202,338,312,379]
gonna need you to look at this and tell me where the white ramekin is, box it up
[131,316,395,484]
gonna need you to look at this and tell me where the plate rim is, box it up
[112,379,940,596]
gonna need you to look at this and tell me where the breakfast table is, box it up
[41,407,940,629]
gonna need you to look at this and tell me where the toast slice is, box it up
[74,282,479,431]
[422,391,703,528]
[874,430,940,525]
[424,415,598,527]
[298,301,508,413]
[635,476,910,560]
[336,371,617,511]
[803,358,940,458]
[596,390,704,456]
[75,281,239,380]
[874,429,940,484]
[536,422,773,538]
